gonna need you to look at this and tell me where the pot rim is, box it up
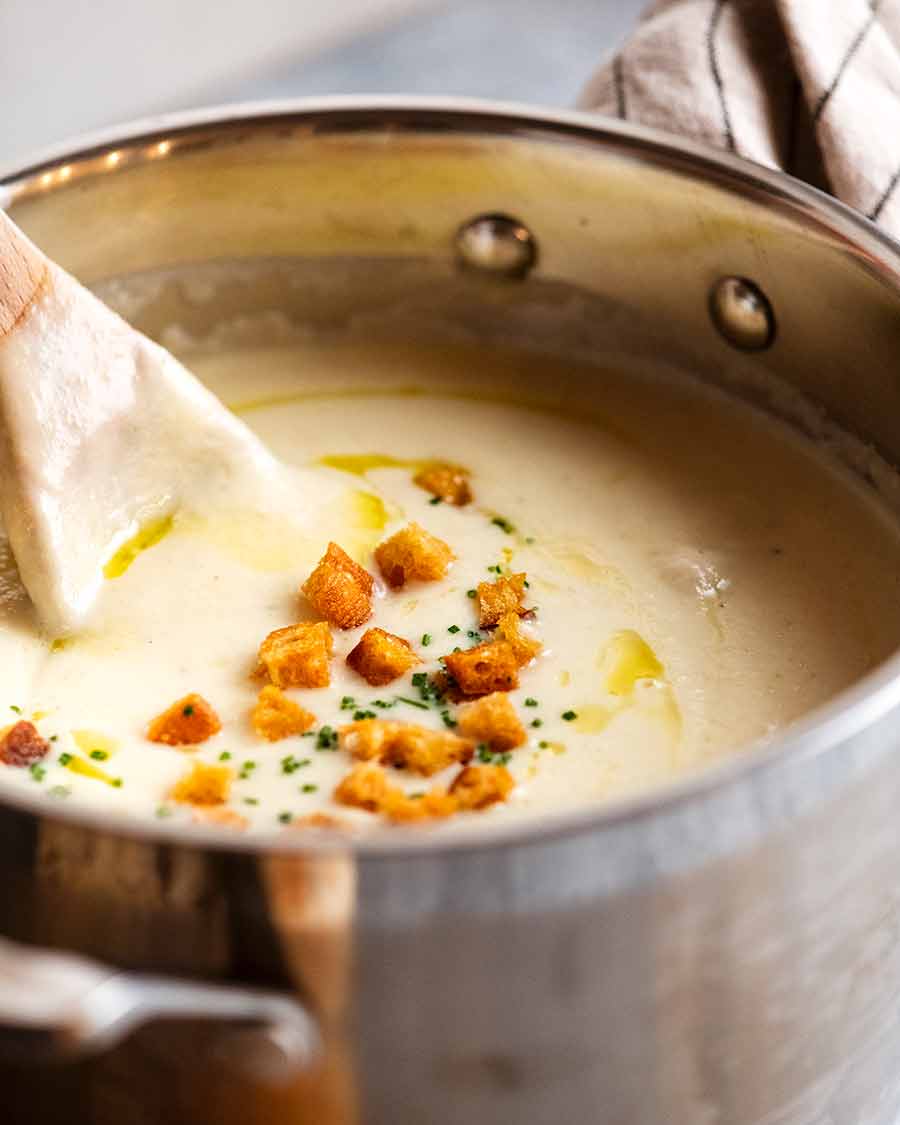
[4,95,900,859]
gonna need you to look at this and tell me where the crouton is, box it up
[495,612,542,668]
[442,641,519,696]
[374,523,454,588]
[450,764,514,810]
[476,573,527,627]
[192,806,249,830]
[457,692,526,751]
[301,542,374,628]
[413,461,472,506]
[346,627,419,686]
[340,718,473,776]
[0,720,49,766]
[252,685,316,742]
[170,761,233,806]
[147,694,222,746]
[255,622,333,689]
[384,788,458,823]
[334,761,393,812]
[334,763,458,823]
[291,812,349,831]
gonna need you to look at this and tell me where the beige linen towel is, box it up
[579,0,900,235]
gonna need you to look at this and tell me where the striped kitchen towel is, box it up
[579,0,900,235]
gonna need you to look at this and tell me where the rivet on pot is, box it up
[708,276,776,351]
[455,214,537,279]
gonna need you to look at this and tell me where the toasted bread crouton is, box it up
[413,461,472,506]
[301,542,374,628]
[170,761,233,806]
[476,573,527,627]
[384,788,459,823]
[495,612,542,668]
[291,812,349,831]
[334,761,393,812]
[252,685,316,742]
[192,806,249,830]
[450,764,514,810]
[147,694,222,746]
[334,763,458,823]
[0,721,49,766]
[374,523,454,588]
[255,622,333,689]
[346,627,419,686]
[442,641,519,696]
[340,718,474,776]
[457,692,526,751]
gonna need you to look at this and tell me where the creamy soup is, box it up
[2,338,900,833]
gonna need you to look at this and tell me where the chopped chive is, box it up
[182,704,195,717]
[339,696,356,711]
[466,589,477,598]
[278,811,293,824]
[523,580,530,588]
[353,709,377,721]
[89,749,108,761]
[48,785,70,798]
[531,719,543,728]
[410,791,425,799]
[301,783,318,794]
[316,725,338,750]
[111,778,123,788]
[441,710,457,729]
[524,698,538,707]
[238,760,258,779]
[466,630,480,639]
[491,516,515,534]
[476,746,512,765]
[429,496,443,506]
[447,625,460,634]
[281,755,302,775]
[421,633,432,646]
[58,752,72,766]
[562,710,577,722]
[219,751,232,761]
[373,699,394,709]
[155,804,172,818]
[487,564,502,574]
[301,730,315,737]
[9,705,21,714]
[29,763,46,782]
[539,740,549,749]
[244,797,259,806]
[395,696,430,711]
[525,536,536,545]
[49,735,58,742]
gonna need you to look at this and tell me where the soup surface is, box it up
[3,338,900,833]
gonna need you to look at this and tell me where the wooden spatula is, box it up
[0,209,281,637]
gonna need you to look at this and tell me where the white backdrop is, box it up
[0,0,437,165]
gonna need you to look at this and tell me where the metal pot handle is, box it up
[0,936,318,1079]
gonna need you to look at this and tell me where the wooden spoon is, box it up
[0,209,280,637]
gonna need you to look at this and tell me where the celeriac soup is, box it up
[3,336,900,833]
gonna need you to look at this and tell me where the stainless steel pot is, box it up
[3,99,900,1125]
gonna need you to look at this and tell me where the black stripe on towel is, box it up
[869,164,900,221]
[707,0,735,152]
[812,0,882,123]
[613,55,627,120]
